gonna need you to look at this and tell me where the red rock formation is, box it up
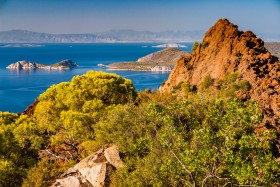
[160,18,280,151]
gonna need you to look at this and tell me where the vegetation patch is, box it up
[0,71,278,187]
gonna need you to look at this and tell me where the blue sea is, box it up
[0,43,192,113]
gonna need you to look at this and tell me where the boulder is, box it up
[52,146,123,187]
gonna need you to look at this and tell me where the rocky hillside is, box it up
[160,19,280,150]
[108,48,190,71]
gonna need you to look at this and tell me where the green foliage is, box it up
[200,75,214,90]
[192,41,199,52]
[238,79,251,91]
[0,70,278,186]
[22,159,75,187]
[0,113,37,187]
[0,71,136,186]
[32,71,136,156]
[218,72,252,97]
[172,81,196,95]
[96,96,279,186]
[201,41,210,49]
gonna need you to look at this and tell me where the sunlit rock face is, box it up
[160,18,280,152]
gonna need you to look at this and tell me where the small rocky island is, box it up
[6,59,78,70]
[108,48,190,71]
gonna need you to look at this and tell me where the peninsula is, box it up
[107,48,191,71]
[6,59,78,70]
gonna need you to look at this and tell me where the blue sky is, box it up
[0,0,279,34]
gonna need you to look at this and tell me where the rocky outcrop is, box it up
[22,99,39,117]
[6,59,78,70]
[48,59,78,70]
[52,146,123,187]
[6,60,44,69]
[160,19,280,151]
[108,48,190,71]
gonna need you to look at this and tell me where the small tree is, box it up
[192,41,199,52]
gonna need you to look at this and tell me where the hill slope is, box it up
[108,48,190,71]
[160,19,280,151]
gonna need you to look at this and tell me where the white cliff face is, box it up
[150,66,173,71]
[52,146,123,187]
[6,59,78,70]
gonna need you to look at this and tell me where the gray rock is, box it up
[6,59,78,70]
[52,145,123,187]
[6,60,43,69]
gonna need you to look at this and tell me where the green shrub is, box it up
[192,41,199,52]
[200,75,214,90]
[218,72,252,97]
[238,80,251,91]
[202,41,210,49]
[96,95,279,186]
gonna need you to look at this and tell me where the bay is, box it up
[0,43,192,113]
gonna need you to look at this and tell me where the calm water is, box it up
[0,43,192,113]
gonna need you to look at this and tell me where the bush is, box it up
[202,41,210,49]
[218,72,252,97]
[200,75,214,90]
[238,80,251,91]
[96,95,279,186]
[33,71,136,157]
[192,41,199,52]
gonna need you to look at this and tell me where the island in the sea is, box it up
[152,43,187,48]
[0,44,44,48]
[6,59,78,70]
[107,48,190,71]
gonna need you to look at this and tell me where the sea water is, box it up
[0,43,192,113]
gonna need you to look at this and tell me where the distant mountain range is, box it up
[0,29,204,43]
[0,29,279,43]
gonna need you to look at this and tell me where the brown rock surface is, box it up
[160,18,280,151]
[52,145,122,187]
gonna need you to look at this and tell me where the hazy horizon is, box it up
[0,0,280,34]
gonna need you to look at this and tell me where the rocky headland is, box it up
[160,18,280,152]
[108,48,190,71]
[6,59,78,70]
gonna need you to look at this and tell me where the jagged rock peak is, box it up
[159,18,280,145]
[160,18,277,92]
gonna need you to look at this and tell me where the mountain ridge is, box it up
[1,29,279,43]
